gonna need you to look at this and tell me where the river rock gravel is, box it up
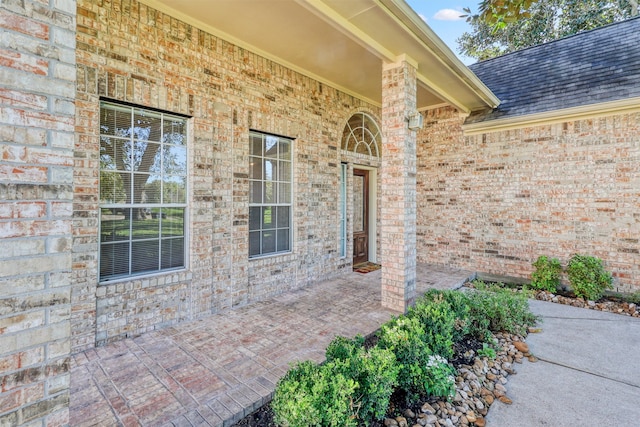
[382,331,532,427]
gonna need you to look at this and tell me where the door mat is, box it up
[353,262,381,274]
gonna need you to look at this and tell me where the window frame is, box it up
[339,163,347,258]
[248,131,293,258]
[340,112,382,157]
[98,100,189,283]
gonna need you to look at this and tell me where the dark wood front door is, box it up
[353,169,369,265]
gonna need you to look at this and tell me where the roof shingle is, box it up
[466,17,640,124]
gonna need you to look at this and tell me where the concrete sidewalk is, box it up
[486,299,640,426]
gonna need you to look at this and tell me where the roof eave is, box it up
[381,0,500,110]
[462,97,640,135]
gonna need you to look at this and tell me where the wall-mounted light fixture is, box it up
[407,112,424,131]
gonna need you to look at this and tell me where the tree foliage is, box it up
[459,0,638,61]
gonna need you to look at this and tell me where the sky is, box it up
[405,0,478,64]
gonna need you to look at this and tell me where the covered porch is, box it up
[70,264,473,426]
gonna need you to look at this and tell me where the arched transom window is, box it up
[341,112,381,157]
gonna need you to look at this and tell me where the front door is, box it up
[353,169,369,265]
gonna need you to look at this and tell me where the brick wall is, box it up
[0,0,76,425]
[380,59,418,311]
[73,0,379,349]
[417,106,640,293]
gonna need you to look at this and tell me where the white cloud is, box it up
[418,13,427,22]
[433,8,465,21]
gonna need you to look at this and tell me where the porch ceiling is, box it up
[141,0,499,113]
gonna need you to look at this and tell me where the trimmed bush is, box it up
[422,289,472,341]
[530,255,562,292]
[567,254,613,300]
[325,335,364,362]
[271,360,358,427]
[273,286,539,424]
[376,316,432,393]
[423,354,456,399]
[407,294,456,360]
[325,336,399,421]
[467,282,538,337]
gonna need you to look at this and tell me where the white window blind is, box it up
[99,101,188,281]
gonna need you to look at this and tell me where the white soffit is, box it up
[139,0,498,112]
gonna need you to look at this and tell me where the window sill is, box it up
[249,251,293,262]
[98,267,189,286]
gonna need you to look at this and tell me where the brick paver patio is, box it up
[70,264,473,426]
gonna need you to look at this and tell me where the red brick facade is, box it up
[417,107,640,292]
[381,58,418,311]
[0,0,76,425]
[2,1,639,425]
[72,0,381,351]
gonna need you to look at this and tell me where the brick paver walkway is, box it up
[70,264,473,427]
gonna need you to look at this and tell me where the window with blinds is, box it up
[99,101,188,282]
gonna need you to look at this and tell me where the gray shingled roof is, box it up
[466,16,640,124]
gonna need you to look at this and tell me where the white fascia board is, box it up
[380,0,500,109]
[463,97,640,135]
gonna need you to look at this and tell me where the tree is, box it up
[475,0,637,25]
[475,0,536,26]
[459,0,638,61]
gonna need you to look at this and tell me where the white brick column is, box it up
[380,56,418,312]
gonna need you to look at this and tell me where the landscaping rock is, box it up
[397,331,534,427]
[513,341,529,353]
[498,395,513,404]
[465,411,477,423]
[535,290,640,317]
[421,403,436,414]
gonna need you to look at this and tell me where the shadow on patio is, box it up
[70,264,473,427]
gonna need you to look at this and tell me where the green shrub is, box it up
[325,335,364,362]
[627,291,640,305]
[354,347,399,420]
[442,291,472,340]
[377,316,432,393]
[271,361,324,427]
[407,295,456,360]
[421,290,471,342]
[325,336,399,422]
[423,354,456,399]
[271,360,358,427]
[477,342,497,359]
[274,285,540,423]
[566,254,613,300]
[466,284,538,338]
[530,256,562,292]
